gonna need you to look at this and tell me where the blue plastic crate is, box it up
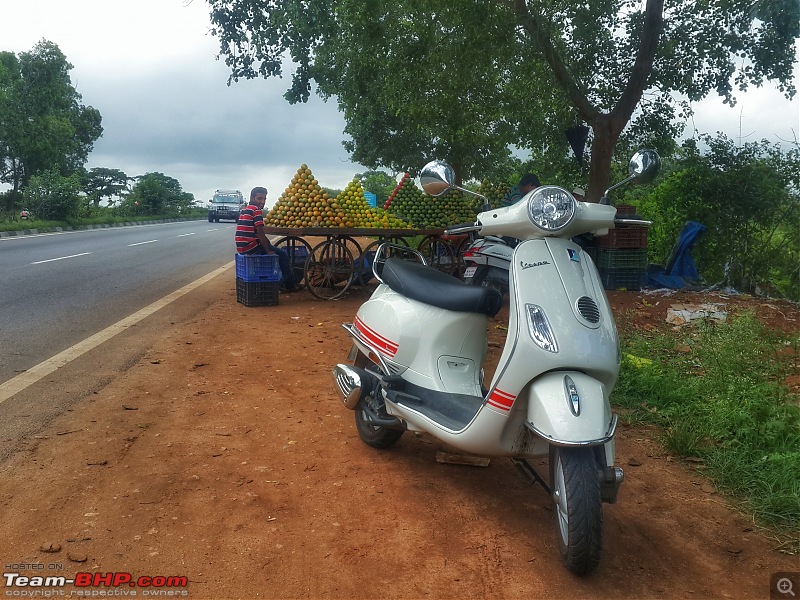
[287,245,310,265]
[235,253,281,282]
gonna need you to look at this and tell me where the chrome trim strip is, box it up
[525,413,618,447]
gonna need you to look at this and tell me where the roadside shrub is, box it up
[23,169,82,221]
[624,135,800,300]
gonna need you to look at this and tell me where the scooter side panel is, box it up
[354,285,488,395]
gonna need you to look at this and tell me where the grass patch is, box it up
[615,312,800,531]
[0,211,206,232]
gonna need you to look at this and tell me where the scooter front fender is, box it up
[525,371,616,446]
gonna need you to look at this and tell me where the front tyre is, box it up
[550,446,603,575]
[354,399,404,449]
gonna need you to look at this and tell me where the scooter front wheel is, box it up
[354,399,404,449]
[550,446,603,575]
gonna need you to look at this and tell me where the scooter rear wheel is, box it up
[354,399,404,449]
[549,446,603,575]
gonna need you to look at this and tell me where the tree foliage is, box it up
[628,134,800,298]
[23,169,82,222]
[82,167,130,207]
[356,169,396,204]
[208,0,797,195]
[119,173,195,217]
[0,41,103,197]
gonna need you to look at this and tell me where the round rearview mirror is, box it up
[420,160,456,197]
[628,149,661,184]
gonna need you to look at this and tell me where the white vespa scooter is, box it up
[333,150,660,575]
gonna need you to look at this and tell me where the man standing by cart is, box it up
[236,186,300,292]
[499,173,541,207]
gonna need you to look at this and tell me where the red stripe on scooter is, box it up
[487,389,515,412]
[355,316,398,357]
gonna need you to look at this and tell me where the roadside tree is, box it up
[0,41,102,202]
[356,170,397,205]
[207,0,797,196]
[120,173,195,217]
[82,167,130,208]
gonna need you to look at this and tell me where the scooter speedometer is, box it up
[527,186,576,232]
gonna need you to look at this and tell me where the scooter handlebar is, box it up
[445,223,481,235]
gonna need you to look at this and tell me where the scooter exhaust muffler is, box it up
[332,364,364,409]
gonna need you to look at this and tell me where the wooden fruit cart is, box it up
[263,226,458,300]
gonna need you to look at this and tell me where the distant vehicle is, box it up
[207,189,245,223]
[19,209,31,220]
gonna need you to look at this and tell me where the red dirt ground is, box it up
[0,273,797,600]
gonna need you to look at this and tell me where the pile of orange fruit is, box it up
[263,165,412,229]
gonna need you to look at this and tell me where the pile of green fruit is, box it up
[475,180,512,210]
[384,173,477,228]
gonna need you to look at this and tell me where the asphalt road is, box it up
[0,220,237,385]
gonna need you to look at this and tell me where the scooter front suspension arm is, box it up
[511,458,552,496]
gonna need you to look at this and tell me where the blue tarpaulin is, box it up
[646,221,707,289]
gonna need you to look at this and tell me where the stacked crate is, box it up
[595,205,648,290]
[235,253,281,306]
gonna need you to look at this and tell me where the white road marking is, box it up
[0,262,233,405]
[128,240,158,246]
[177,233,196,237]
[30,252,92,265]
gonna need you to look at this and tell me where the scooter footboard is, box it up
[525,371,616,446]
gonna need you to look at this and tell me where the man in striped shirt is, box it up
[235,186,300,292]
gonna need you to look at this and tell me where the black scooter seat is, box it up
[381,258,503,317]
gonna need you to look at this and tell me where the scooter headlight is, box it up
[527,186,576,232]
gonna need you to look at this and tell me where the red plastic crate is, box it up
[596,226,648,249]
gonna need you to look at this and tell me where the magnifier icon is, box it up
[778,578,796,597]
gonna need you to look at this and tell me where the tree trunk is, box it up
[585,116,618,202]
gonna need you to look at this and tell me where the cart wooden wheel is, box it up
[273,236,312,288]
[304,239,355,300]
[417,235,457,275]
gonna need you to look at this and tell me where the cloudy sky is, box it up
[3,0,798,208]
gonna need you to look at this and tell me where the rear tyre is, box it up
[550,446,603,575]
[354,397,404,449]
